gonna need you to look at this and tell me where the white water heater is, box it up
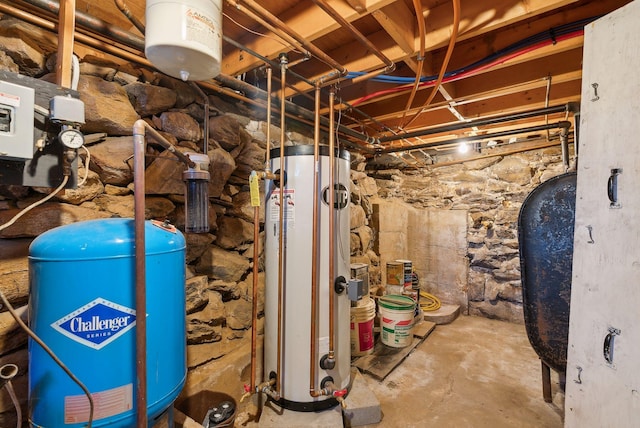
[264,145,351,411]
[145,0,222,81]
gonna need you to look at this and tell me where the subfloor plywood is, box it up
[353,321,435,381]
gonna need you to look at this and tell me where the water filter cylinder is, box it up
[145,0,223,81]
[183,152,211,233]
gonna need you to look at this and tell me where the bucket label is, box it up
[51,298,136,350]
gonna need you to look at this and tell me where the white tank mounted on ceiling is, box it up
[145,0,222,81]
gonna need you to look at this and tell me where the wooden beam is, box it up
[431,0,631,73]
[346,0,368,13]
[286,0,582,97]
[335,39,582,117]
[372,3,415,55]
[56,0,76,88]
[222,0,396,76]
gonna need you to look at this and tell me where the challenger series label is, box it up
[51,298,136,350]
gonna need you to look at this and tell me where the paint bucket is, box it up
[385,284,404,295]
[386,261,404,285]
[350,296,376,356]
[378,295,416,348]
[396,259,413,288]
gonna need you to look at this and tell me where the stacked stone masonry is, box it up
[0,14,569,426]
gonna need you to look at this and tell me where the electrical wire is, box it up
[0,290,94,426]
[223,12,304,55]
[333,87,351,273]
[77,145,91,187]
[348,16,596,86]
[352,28,583,107]
[0,175,68,232]
[348,15,595,107]
[71,54,80,91]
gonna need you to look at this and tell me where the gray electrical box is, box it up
[349,263,370,302]
[0,70,80,189]
[0,79,35,160]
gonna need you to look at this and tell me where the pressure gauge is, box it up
[58,128,84,149]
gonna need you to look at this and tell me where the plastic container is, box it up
[379,295,416,348]
[29,218,186,427]
[350,296,376,356]
[396,259,413,288]
[145,0,222,81]
[386,261,404,285]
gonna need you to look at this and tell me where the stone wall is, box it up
[368,149,569,322]
[0,11,570,426]
[0,15,376,425]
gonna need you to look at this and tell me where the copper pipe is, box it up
[318,66,390,89]
[327,89,336,363]
[132,119,148,428]
[113,0,145,35]
[265,67,273,169]
[235,0,347,77]
[400,0,427,123]
[311,0,394,70]
[253,69,272,394]
[246,68,273,401]
[132,119,197,426]
[309,83,321,397]
[402,0,461,129]
[250,205,259,392]
[275,54,288,395]
[144,126,196,168]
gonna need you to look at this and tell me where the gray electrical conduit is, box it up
[378,104,578,144]
[381,121,573,154]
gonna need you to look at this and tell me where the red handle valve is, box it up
[333,388,347,398]
[244,384,252,393]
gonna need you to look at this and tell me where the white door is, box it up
[565,1,640,426]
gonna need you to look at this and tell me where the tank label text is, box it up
[51,298,137,350]
[322,183,350,209]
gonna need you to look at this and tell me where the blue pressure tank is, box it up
[28,218,186,427]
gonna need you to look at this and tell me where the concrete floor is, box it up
[361,315,564,428]
[191,314,565,427]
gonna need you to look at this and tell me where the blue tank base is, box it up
[30,403,178,428]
